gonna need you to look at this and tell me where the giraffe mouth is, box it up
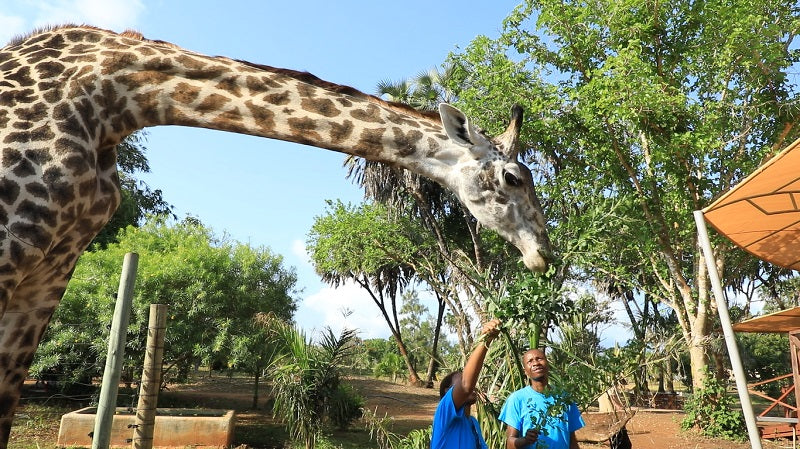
[519,241,552,272]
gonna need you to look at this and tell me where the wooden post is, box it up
[789,330,800,418]
[92,253,139,449]
[132,304,168,449]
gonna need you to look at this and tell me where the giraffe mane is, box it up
[236,62,443,124]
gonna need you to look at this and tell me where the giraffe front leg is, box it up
[0,276,64,449]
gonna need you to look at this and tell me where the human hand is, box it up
[481,318,502,344]
[520,428,539,445]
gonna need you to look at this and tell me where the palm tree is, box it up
[258,313,360,449]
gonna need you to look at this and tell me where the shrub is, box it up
[327,383,364,430]
[680,369,746,441]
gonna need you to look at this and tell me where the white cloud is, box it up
[295,281,391,340]
[1,0,145,43]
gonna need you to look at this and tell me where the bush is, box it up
[327,383,364,430]
[680,369,746,441]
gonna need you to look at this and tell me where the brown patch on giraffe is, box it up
[55,138,92,175]
[133,90,161,124]
[14,103,49,124]
[23,182,48,201]
[350,104,385,124]
[353,128,384,156]
[170,82,202,104]
[5,125,54,144]
[301,98,340,118]
[391,128,423,157]
[114,70,173,91]
[335,97,353,108]
[329,120,354,144]
[296,83,317,99]
[244,101,275,133]
[99,51,138,76]
[386,111,422,128]
[0,149,22,169]
[215,77,241,97]
[0,88,37,106]
[288,117,322,144]
[3,66,33,87]
[265,91,291,106]
[43,168,76,207]
[0,179,20,206]
[11,209,54,247]
[11,158,36,178]
[196,93,231,114]
[245,75,285,91]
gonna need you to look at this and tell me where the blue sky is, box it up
[1,0,538,340]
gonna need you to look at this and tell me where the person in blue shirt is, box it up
[430,319,502,449]
[499,348,584,449]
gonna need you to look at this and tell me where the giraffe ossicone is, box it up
[0,25,551,446]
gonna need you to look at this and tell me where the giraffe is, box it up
[0,25,551,444]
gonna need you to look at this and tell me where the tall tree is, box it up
[306,200,428,385]
[448,0,800,388]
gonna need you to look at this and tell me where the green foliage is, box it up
[31,217,297,391]
[449,0,800,389]
[394,427,432,449]
[488,266,572,350]
[328,384,365,430]
[261,315,361,449]
[373,352,406,381]
[681,368,746,441]
[738,332,791,398]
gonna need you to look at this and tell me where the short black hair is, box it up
[439,370,462,398]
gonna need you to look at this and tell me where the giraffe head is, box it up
[438,103,552,272]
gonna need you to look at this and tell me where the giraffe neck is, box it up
[23,27,455,186]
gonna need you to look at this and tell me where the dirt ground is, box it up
[16,375,792,448]
[164,375,789,449]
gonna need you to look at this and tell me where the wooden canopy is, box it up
[733,306,800,333]
[703,137,800,271]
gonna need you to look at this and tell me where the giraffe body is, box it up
[0,25,551,444]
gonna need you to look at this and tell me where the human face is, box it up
[523,349,549,382]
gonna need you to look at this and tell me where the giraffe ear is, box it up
[439,103,490,151]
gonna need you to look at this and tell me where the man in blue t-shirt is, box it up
[430,319,502,449]
[499,348,584,449]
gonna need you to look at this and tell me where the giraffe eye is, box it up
[504,171,522,187]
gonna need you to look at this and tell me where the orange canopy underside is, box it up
[732,306,800,333]
[703,137,800,271]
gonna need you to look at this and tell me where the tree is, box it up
[258,314,363,449]
[307,200,428,385]
[447,0,800,389]
[31,217,298,392]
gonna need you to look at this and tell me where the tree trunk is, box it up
[688,339,708,392]
[252,369,261,409]
[665,357,675,394]
[424,296,446,388]
[392,331,421,386]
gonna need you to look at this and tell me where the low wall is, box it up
[57,407,235,448]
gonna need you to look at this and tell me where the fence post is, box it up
[92,252,138,449]
[132,304,168,449]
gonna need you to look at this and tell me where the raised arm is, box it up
[451,319,501,408]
